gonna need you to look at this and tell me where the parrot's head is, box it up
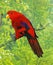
[6,10,19,21]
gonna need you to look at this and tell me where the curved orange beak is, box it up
[6,14,9,19]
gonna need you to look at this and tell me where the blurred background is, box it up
[0,0,53,65]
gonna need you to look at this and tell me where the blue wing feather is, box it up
[21,22,29,30]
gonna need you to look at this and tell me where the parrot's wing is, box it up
[21,22,29,30]
[21,22,38,38]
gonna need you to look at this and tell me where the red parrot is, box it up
[6,10,43,57]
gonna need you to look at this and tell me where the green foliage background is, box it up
[0,0,53,65]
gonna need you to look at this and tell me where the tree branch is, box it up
[35,23,51,31]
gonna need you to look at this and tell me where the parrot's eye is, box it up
[10,12,13,15]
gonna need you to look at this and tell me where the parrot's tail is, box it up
[27,37,43,57]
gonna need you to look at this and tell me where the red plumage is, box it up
[7,10,43,57]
